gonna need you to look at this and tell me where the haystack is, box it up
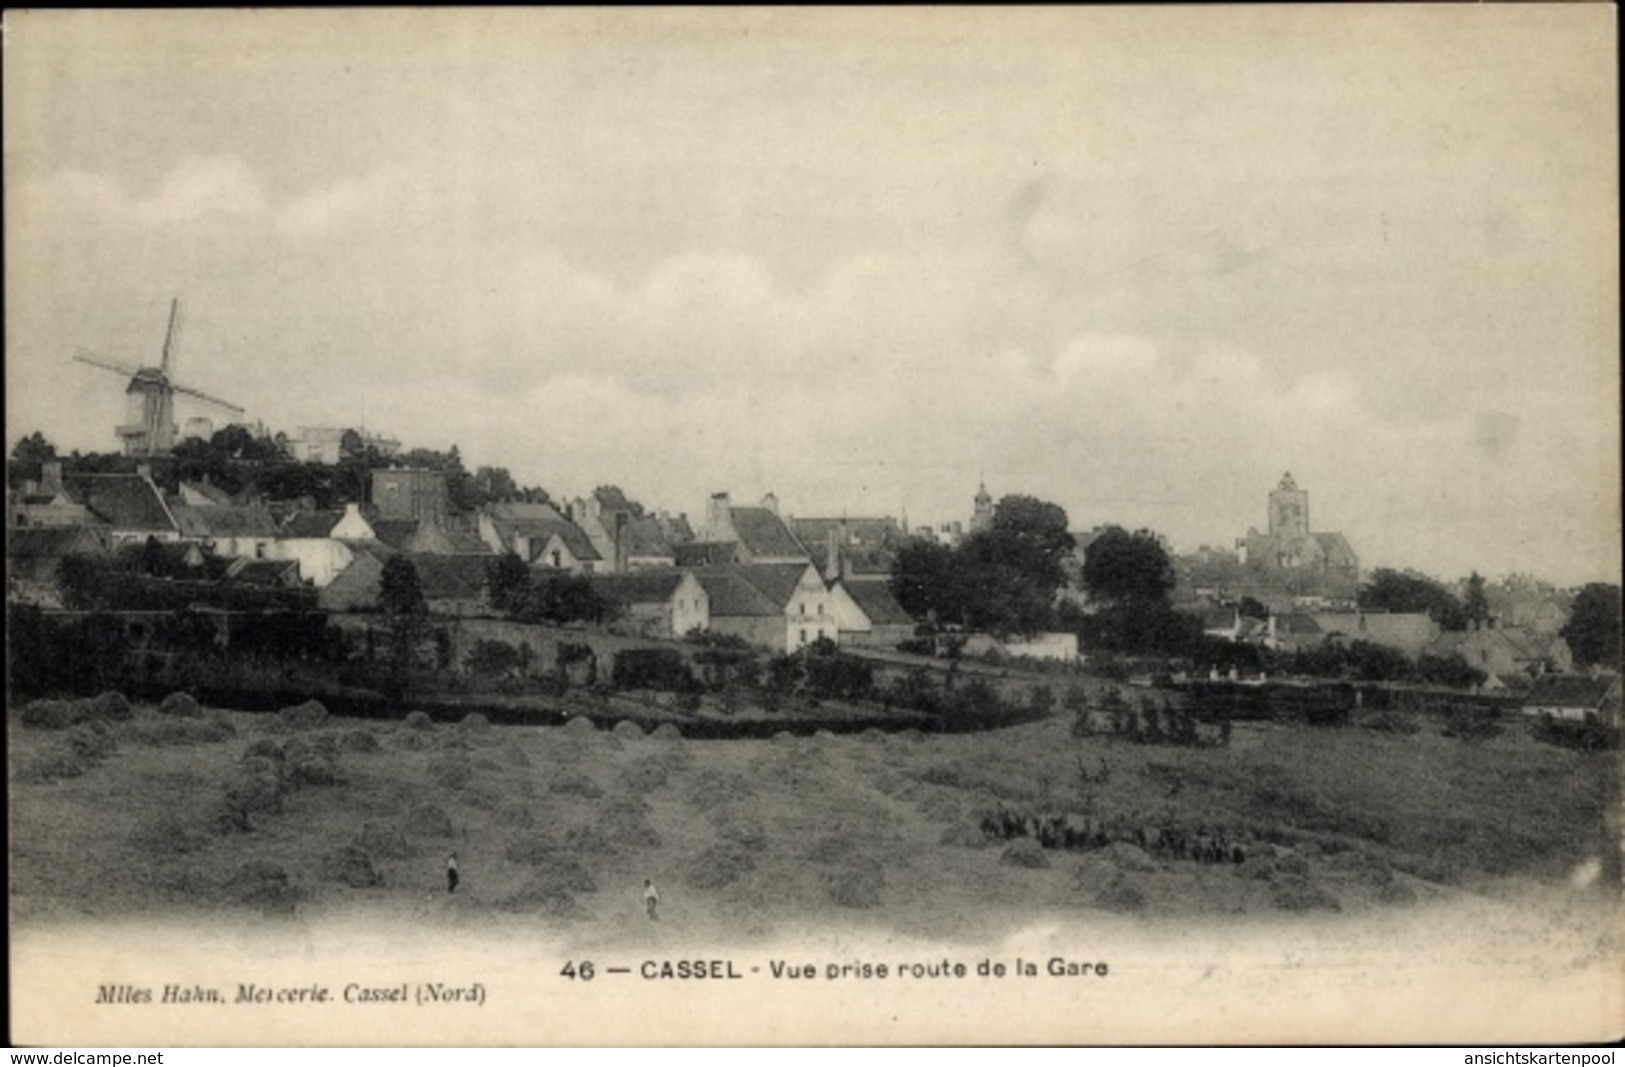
[549,772,603,799]
[686,842,757,890]
[1000,838,1051,869]
[19,699,84,730]
[402,710,435,731]
[225,860,303,915]
[64,721,118,760]
[277,699,329,730]
[409,803,455,838]
[357,822,415,859]
[459,712,492,733]
[340,729,381,753]
[611,719,646,740]
[651,722,683,741]
[620,756,669,794]
[563,714,599,736]
[16,745,90,783]
[1094,873,1147,913]
[324,844,383,888]
[91,690,135,722]
[159,692,204,719]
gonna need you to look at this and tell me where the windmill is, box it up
[73,298,245,457]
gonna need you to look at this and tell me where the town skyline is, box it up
[6,9,1618,587]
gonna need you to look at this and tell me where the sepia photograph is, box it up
[5,6,1620,1047]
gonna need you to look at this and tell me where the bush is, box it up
[340,729,381,753]
[612,648,695,692]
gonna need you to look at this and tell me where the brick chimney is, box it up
[825,527,841,582]
[706,493,732,540]
[761,492,779,516]
[614,511,630,574]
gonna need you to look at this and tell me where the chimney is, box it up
[761,492,779,516]
[825,527,840,582]
[40,460,63,495]
[136,461,153,481]
[614,511,629,574]
[707,493,731,539]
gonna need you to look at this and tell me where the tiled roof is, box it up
[371,519,422,551]
[789,517,901,551]
[676,542,739,567]
[406,554,495,602]
[172,503,279,540]
[63,474,175,533]
[624,516,673,559]
[180,480,234,506]
[842,579,913,627]
[532,521,601,563]
[729,507,808,560]
[281,509,345,538]
[486,501,566,523]
[225,558,303,586]
[1525,674,1619,708]
[1274,613,1322,636]
[589,569,690,605]
[6,525,109,559]
[694,568,781,617]
[730,563,815,609]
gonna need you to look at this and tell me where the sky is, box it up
[5,8,1618,586]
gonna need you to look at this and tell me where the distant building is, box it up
[371,467,447,524]
[691,492,809,565]
[969,481,994,534]
[1235,473,1359,597]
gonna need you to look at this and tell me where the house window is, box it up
[800,603,806,615]
[552,551,562,568]
[799,628,808,645]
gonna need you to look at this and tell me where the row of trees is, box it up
[9,428,548,515]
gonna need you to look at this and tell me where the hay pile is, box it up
[402,710,435,731]
[19,699,88,730]
[1094,873,1148,913]
[495,803,535,829]
[807,833,886,908]
[428,755,473,790]
[549,772,603,799]
[409,803,455,838]
[357,822,415,859]
[458,712,492,733]
[711,806,768,850]
[277,700,329,730]
[597,797,662,850]
[91,690,135,722]
[159,692,204,719]
[611,720,646,741]
[685,842,757,890]
[225,860,304,915]
[687,769,756,813]
[339,728,381,753]
[16,746,92,784]
[133,813,213,856]
[651,722,683,741]
[939,823,989,848]
[563,715,599,736]
[324,844,384,889]
[620,756,669,794]
[1000,838,1051,869]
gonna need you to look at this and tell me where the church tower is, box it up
[1268,472,1310,539]
[970,480,994,533]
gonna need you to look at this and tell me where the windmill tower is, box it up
[73,299,245,457]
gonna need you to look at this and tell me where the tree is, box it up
[486,554,532,614]
[889,539,968,626]
[1081,526,1176,608]
[1463,571,1491,627]
[379,556,426,617]
[9,431,58,487]
[1358,568,1468,630]
[1562,583,1622,668]
[1238,596,1270,620]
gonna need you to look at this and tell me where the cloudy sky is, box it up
[5,9,1617,585]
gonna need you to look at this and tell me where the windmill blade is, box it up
[171,382,245,414]
[160,298,183,375]
[73,349,143,377]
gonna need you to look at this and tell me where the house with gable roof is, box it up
[476,501,602,574]
[1428,623,1573,681]
[266,502,378,587]
[694,561,834,652]
[62,470,180,547]
[1521,672,1622,727]
[589,569,709,639]
[692,492,810,565]
[828,577,915,648]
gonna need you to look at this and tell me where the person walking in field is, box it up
[643,878,659,921]
[447,852,460,894]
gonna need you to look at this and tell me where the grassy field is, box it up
[8,687,1619,946]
